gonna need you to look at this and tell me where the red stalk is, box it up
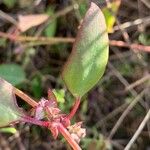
[22,116,50,127]
[58,123,81,150]
[67,97,81,120]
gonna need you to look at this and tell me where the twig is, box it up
[96,102,128,127]
[0,31,149,52]
[13,131,26,150]
[0,134,11,150]
[111,140,124,150]
[14,87,38,107]
[105,0,130,44]
[113,16,150,31]
[140,0,150,9]
[0,10,18,26]
[105,0,148,70]
[145,89,150,138]
[125,74,150,91]
[108,89,147,139]
[0,31,74,43]
[124,109,150,150]
[35,4,79,36]
[110,40,150,52]
[22,116,49,127]
[108,62,146,108]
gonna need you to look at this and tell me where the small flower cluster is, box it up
[34,90,86,143]
[68,122,86,143]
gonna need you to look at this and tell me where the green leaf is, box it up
[3,0,16,8]
[138,33,150,46]
[0,38,7,47]
[102,0,121,33]
[44,6,57,37]
[31,76,42,99]
[53,89,65,103]
[78,1,88,17]
[118,63,133,76]
[62,2,109,97]
[0,64,26,86]
[0,78,24,127]
[0,127,17,134]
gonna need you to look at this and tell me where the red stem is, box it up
[67,97,81,120]
[58,123,81,150]
[22,116,50,127]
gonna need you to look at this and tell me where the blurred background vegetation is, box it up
[0,0,149,149]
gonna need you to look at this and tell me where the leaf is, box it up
[31,76,42,99]
[62,2,109,97]
[18,0,34,8]
[53,89,65,103]
[44,6,57,37]
[18,14,49,32]
[3,0,16,8]
[102,0,121,33]
[118,63,133,76]
[0,64,26,86]
[0,38,7,47]
[78,1,88,17]
[0,78,24,127]
[0,127,17,134]
[138,33,150,46]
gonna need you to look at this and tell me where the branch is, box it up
[108,89,146,139]
[14,87,38,107]
[0,31,74,43]
[58,123,82,150]
[124,109,150,150]
[110,40,150,52]
[0,31,150,52]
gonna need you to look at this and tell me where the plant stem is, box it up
[0,10,18,26]
[14,87,38,107]
[0,31,74,43]
[35,4,78,36]
[124,109,150,150]
[58,123,81,150]
[108,89,146,139]
[109,40,150,52]
[0,31,149,52]
[22,116,50,127]
[67,97,81,120]
[45,105,81,150]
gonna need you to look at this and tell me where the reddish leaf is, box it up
[18,14,49,32]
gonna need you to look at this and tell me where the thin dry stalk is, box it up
[125,74,150,91]
[108,62,146,108]
[114,16,150,31]
[108,89,147,139]
[0,10,18,26]
[35,4,78,36]
[96,103,128,127]
[0,134,11,150]
[124,109,150,150]
[0,31,149,52]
